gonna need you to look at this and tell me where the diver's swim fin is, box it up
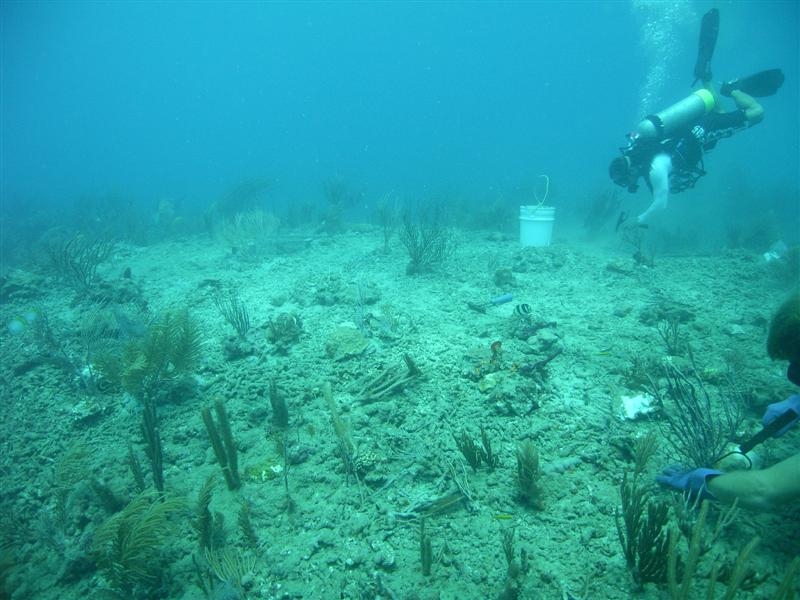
[720,69,785,97]
[692,8,719,85]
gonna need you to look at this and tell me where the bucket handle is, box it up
[533,174,550,208]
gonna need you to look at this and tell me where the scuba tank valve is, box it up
[636,89,716,141]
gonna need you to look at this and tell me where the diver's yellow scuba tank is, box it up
[636,89,716,141]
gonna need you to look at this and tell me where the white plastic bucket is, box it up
[519,205,555,247]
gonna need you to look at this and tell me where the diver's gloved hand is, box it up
[762,395,800,437]
[719,79,740,97]
[656,466,722,501]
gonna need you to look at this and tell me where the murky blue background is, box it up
[2,1,797,240]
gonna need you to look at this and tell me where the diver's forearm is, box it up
[708,453,800,511]
[707,471,775,511]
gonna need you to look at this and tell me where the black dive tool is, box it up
[739,408,799,455]
[692,8,719,86]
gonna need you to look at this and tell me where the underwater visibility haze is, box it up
[0,1,799,599]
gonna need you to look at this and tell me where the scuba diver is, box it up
[657,293,800,512]
[609,8,784,224]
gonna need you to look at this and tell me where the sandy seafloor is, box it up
[1,223,798,600]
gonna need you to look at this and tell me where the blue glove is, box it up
[762,395,800,437]
[656,466,722,501]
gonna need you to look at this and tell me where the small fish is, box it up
[514,303,531,315]
[493,513,514,520]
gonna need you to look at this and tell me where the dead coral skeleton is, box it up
[357,354,422,403]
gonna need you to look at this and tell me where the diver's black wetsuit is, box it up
[636,108,751,193]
